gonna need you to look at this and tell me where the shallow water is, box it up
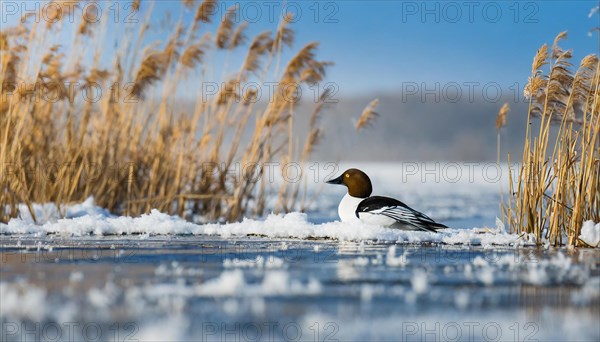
[1,235,599,341]
[1,163,599,341]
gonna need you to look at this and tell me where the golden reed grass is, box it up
[0,1,334,223]
[501,32,599,247]
[355,99,379,132]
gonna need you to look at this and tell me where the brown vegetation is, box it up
[0,1,334,222]
[502,32,599,246]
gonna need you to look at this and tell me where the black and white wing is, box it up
[356,196,447,232]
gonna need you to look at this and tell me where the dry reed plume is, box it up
[0,0,335,223]
[355,99,379,132]
[495,102,510,164]
[502,32,599,246]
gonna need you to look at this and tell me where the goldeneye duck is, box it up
[326,168,447,232]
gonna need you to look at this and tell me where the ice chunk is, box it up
[579,221,600,247]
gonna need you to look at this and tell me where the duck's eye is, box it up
[345,174,349,178]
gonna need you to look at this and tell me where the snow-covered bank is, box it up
[1,198,536,246]
[3,197,598,247]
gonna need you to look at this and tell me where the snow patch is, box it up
[0,281,47,321]
[1,200,536,246]
[15,197,112,224]
[411,270,428,294]
[579,221,600,247]
[223,256,285,269]
[386,245,409,266]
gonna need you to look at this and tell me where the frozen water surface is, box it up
[1,236,599,341]
[1,163,599,341]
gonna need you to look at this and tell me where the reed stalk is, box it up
[502,32,599,246]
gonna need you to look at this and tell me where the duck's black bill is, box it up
[326,175,343,185]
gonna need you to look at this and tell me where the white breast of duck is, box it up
[338,193,364,223]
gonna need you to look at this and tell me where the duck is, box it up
[326,168,447,232]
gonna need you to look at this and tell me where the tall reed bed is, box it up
[0,0,333,222]
[502,32,599,246]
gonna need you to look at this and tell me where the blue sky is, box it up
[149,0,599,95]
[2,1,598,96]
[284,0,600,95]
